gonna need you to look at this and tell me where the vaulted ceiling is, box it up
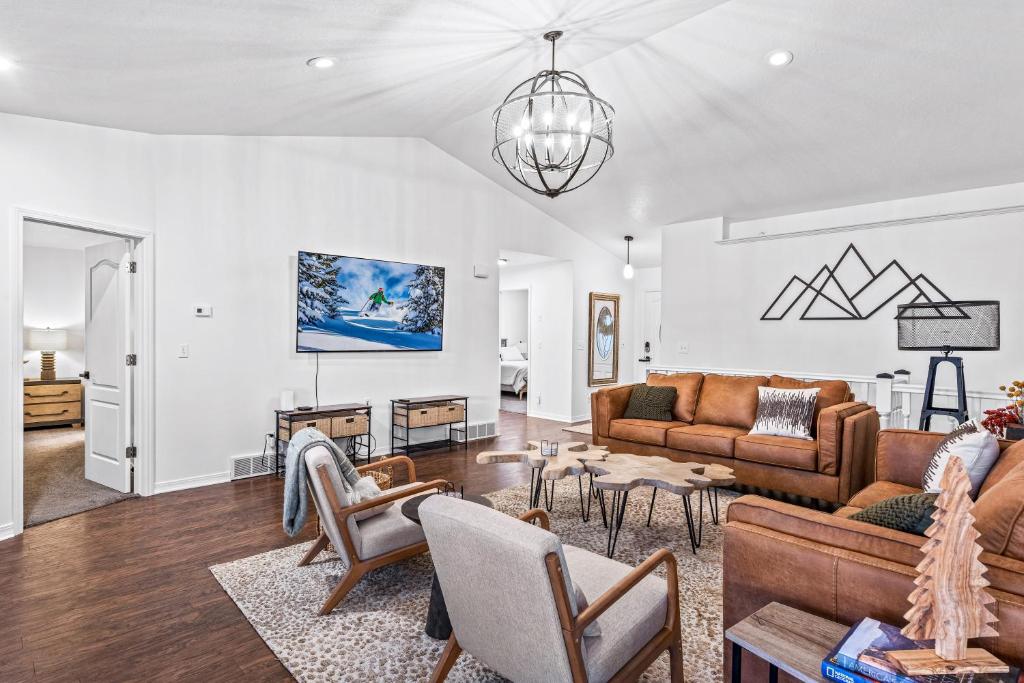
[3,1,1024,265]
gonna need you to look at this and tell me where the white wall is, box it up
[660,197,1024,394]
[498,288,529,352]
[498,262,574,420]
[0,113,631,536]
[22,245,87,379]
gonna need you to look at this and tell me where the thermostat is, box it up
[194,305,213,317]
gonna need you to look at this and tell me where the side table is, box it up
[400,492,493,640]
[725,602,847,682]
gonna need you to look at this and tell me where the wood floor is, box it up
[0,411,582,682]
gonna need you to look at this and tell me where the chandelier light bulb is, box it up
[512,126,522,137]
[566,113,577,127]
[543,111,553,126]
[579,120,591,134]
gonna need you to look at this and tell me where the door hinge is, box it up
[126,445,138,459]
[128,261,137,274]
[126,353,137,366]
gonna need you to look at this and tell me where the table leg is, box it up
[605,490,630,558]
[646,487,657,527]
[731,642,743,683]
[769,663,778,683]
[578,476,590,522]
[531,469,544,508]
[425,571,452,640]
[543,479,556,512]
[681,492,699,554]
[709,487,721,525]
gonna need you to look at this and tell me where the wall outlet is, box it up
[177,344,189,358]
[537,393,542,406]
[677,342,689,355]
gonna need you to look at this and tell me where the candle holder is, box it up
[436,482,464,498]
[540,440,559,457]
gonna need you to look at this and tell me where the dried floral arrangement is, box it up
[981,380,1023,437]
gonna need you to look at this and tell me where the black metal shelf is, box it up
[390,396,469,457]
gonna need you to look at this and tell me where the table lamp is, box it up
[896,300,999,430]
[28,327,68,380]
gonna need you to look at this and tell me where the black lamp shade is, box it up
[896,300,1000,352]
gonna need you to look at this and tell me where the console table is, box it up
[273,403,371,474]
[390,395,468,457]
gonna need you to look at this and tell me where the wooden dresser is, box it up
[24,378,84,429]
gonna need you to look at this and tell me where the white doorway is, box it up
[498,288,530,414]
[10,210,155,535]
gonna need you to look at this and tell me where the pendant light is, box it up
[622,236,634,279]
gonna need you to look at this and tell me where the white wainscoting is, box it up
[644,365,1006,432]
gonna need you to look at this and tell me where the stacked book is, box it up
[822,619,1021,683]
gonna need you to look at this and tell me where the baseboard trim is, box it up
[0,522,15,542]
[570,414,591,424]
[154,471,231,494]
[527,410,573,423]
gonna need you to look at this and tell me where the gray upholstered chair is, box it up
[419,495,684,682]
[300,447,446,615]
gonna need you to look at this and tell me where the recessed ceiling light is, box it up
[306,56,337,69]
[766,50,794,67]
[497,258,509,267]
[0,57,16,72]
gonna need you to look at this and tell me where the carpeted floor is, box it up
[498,393,527,414]
[23,427,136,527]
[211,480,734,682]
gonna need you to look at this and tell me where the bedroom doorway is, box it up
[498,287,529,415]
[10,209,155,537]
[497,250,574,422]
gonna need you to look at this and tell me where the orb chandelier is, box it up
[492,30,615,198]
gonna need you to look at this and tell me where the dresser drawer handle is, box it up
[26,408,69,418]
[25,390,70,398]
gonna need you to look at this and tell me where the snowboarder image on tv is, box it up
[361,287,394,316]
[296,251,445,352]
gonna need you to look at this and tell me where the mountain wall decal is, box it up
[761,243,956,321]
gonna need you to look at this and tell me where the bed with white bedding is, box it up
[499,347,528,398]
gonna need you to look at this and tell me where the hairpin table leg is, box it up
[604,490,630,558]
[646,487,658,527]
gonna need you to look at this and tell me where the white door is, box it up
[641,290,662,371]
[83,240,134,493]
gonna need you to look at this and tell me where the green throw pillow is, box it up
[849,493,939,535]
[623,385,677,421]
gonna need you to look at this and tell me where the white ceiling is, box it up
[4,1,1024,266]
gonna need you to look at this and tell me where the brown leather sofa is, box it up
[723,429,1024,681]
[590,373,879,504]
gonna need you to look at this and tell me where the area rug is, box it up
[24,427,136,526]
[210,481,734,682]
[562,421,593,435]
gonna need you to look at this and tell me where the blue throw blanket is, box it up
[282,428,361,537]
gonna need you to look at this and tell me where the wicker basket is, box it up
[332,413,369,437]
[437,402,465,424]
[395,405,440,428]
[316,463,393,549]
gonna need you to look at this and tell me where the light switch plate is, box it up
[178,344,189,358]
[678,342,689,354]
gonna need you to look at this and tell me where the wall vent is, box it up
[231,453,273,480]
[458,422,497,442]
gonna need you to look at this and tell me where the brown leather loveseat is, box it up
[723,429,1024,681]
[591,373,879,504]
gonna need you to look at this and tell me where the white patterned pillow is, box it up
[749,387,820,440]
[922,419,999,498]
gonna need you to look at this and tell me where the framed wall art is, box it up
[588,292,620,386]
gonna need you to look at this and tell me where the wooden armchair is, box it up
[419,496,684,682]
[300,448,446,615]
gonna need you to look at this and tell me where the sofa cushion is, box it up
[666,424,747,457]
[769,375,851,428]
[974,461,1024,561]
[849,492,939,535]
[622,384,677,422]
[734,434,819,471]
[646,372,704,423]
[979,439,1024,496]
[847,481,922,509]
[608,418,689,447]
[693,374,768,430]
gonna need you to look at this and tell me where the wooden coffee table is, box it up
[476,441,609,522]
[585,453,735,557]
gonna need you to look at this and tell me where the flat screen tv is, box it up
[296,251,445,352]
